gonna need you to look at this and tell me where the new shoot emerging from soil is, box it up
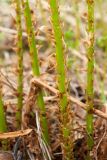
[0,74,7,149]
[49,0,74,159]
[0,78,7,133]
[21,0,49,144]
[86,0,94,155]
[15,0,23,128]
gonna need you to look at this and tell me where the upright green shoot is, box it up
[0,74,8,149]
[15,0,23,128]
[49,0,74,159]
[21,0,49,144]
[73,0,80,48]
[0,77,7,132]
[86,0,94,154]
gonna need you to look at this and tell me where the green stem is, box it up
[15,0,23,129]
[22,0,49,144]
[73,0,80,47]
[0,74,8,150]
[86,0,94,153]
[49,0,74,159]
[0,85,7,133]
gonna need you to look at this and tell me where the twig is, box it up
[32,77,107,120]
[0,26,45,41]
[0,129,32,139]
[0,71,17,92]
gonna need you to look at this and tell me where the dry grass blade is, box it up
[0,129,32,139]
[35,110,52,160]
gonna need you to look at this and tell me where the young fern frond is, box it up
[49,0,74,159]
